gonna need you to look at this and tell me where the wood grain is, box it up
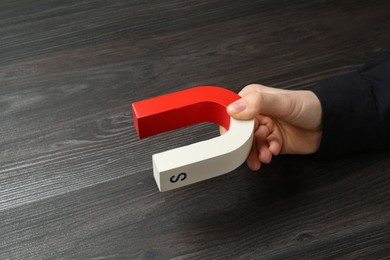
[0,0,389,259]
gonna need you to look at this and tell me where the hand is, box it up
[220,84,323,171]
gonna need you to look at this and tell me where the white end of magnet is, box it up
[152,117,254,192]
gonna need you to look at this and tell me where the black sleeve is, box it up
[309,52,390,156]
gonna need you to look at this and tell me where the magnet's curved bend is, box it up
[132,86,254,192]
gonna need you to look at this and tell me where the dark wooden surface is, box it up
[0,0,389,259]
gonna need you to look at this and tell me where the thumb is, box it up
[227,92,291,120]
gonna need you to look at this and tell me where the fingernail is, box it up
[228,100,246,113]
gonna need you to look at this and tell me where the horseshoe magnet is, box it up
[132,86,254,192]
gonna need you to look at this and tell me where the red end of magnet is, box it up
[132,86,240,139]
